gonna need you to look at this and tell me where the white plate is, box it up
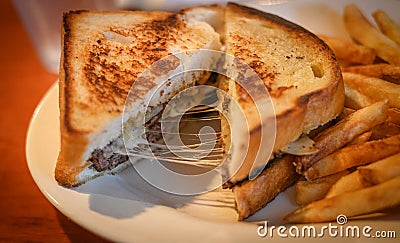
[26,1,400,242]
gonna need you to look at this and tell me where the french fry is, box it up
[307,119,337,139]
[337,59,352,69]
[358,153,400,186]
[370,122,400,140]
[372,10,400,46]
[319,35,376,65]
[337,107,355,120]
[344,64,400,85]
[343,72,400,108]
[343,4,400,65]
[347,131,372,145]
[295,101,388,173]
[344,81,375,109]
[388,108,400,126]
[325,170,364,198]
[286,5,400,224]
[296,171,349,205]
[284,176,400,223]
[305,134,400,180]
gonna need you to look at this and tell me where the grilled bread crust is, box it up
[221,3,344,185]
[233,155,299,220]
[56,10,221,187]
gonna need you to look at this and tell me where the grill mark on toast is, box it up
[83,14,183,110]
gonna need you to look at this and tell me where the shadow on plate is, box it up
[74,164,237,222]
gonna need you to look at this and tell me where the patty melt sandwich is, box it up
[55,3,344,220]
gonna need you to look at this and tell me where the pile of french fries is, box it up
[284,4,400,223]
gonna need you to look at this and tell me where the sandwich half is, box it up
[219,3,344,219]
[55,10,221,187]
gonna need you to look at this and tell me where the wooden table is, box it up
[0,0,107,241]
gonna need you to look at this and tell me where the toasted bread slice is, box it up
[56,10,221,187]
[233,155,299,220]
[220,3,344,185]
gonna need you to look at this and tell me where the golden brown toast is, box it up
[220,2,344,185]
[233,155,299,220]
[56,10,221,187]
